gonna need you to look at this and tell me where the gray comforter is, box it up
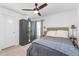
[27,36,79,56]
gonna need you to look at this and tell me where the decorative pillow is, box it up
[56,30,68,38]
[46,31,57,37]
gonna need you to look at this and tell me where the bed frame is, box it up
[43,27,78,48]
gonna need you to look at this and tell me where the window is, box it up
[37,21,41,38]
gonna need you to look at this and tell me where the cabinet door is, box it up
[0,15,4,50]
[0,14,19,50]
[3,15,18,49]
[19,19,29,46]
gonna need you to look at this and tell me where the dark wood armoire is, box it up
[19,19,43,46]
[19,19,29,46]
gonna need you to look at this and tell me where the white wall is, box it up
[38,9,77,28]
[0,7,26,50]
[36,9,77,36]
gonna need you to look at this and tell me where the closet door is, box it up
[19,19,29,46]
[3,15,18,49]
[0,14,4,50]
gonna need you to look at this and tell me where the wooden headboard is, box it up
[43,27,69,36]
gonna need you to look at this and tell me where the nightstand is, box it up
[72,37,78,48]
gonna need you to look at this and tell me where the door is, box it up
[3,15,18,49]
[0,14,4,50]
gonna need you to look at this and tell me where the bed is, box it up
[27,27,79,56]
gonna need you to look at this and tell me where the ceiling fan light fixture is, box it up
[22,3,48,16]
[34,10,39,14]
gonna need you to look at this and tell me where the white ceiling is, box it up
[0,3,79,19]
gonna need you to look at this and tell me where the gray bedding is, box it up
[27,36,79,56]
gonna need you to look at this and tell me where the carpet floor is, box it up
[0,43,31,56]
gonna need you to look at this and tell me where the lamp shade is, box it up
[71,25,76,29]
[44,26,47,31]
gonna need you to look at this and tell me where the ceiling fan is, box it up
[22,3,48,16]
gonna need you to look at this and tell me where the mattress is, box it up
[27,36,79,56]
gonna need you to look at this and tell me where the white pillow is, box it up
[56,30,68,38]
[46,31,57,37]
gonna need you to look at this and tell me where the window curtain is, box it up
[31,21,37,41]
[41,20,43,37]
[30,20,43,42]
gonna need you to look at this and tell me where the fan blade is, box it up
[38,12,41,16]
[22,9,33,11]
[38,3,48,10]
